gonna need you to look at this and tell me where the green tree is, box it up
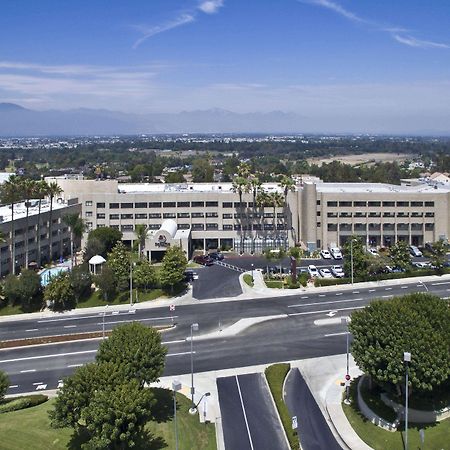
[343,236,368,279]
[159,245,187,292]
[0,230,5,278]
[63,213,86,267]
[133,259,157,292]
[46,181,63,262]
[96,322,167,386]
[107,241,130,291]
[350,293,450,394]
[192,157,214,182]
[85,227,123,260]
[44,272,76,311]
[430,239,447,273]
[3,269,41,310]
[69,264,92,300]
[34,180,48,267]
[96,265,117,301]
[134,224,147,259]
[389,240,411,271]
[0,369,8,400]
[165,171,185,183]
[21,178,36,269]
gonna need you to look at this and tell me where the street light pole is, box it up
[251,263,254,283]
[190,323,199,413]
[172,380,182,450]
[350,239,354,285]
[102,304,109,339]
[404,351,411,450]
[341,316,350,404]
[129,260,133,307]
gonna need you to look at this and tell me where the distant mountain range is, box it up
[0,103,305,136]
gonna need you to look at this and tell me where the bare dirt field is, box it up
[307,152,413,167]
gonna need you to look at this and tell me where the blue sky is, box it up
[1,0,450,131]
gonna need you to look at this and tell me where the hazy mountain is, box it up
[0,103,306,136]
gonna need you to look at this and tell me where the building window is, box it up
[191,212,204,218]
[110,214,119,220]
[382,201,395,207]
[327,224,337,231]
[121,203,133,209]
[178,223,190,229]
[110,203,119,209]
[425,212,435,217]
[222,202,233,208]
[411,223,423,231]
[263,212,274,218]
[316,222,321,228]
[339,212,352,218]
[327,201,338,207]
[177,213,190,218]
[354,212,366,218]
[110,225,119,229]
[222,213,233,219]
[177,202,190,207]
[206,201,218,207]
[425,223,435,230]
[354,223,366,231]
[383,223,395,230]
[86,222,93,230]
[148,224,160,230]
[253,224,262,230]
[411,201,423,207]
[206,223,218,230]
[327,212,338,218]
[85,211,93,217]
[96,213,105,219]
[192,223,204,230]
[163,202,176,208]
[264,224,274,230]
[121,225,134,231]
[85,200,92,206]
[135,213,148,219]
[148,202,162,208]
[206,212,218,218]
[135,202,147,208]
[121,214,133,219]
[339,201,352,207]
[223,224,233,230]
[191,201,204,207]
[425,201,435,207]
[149,213,162,219]
[316,200,321,205]
[316,211,321,217]
[234,224,241,230]
[368,201,381,207]
[383,212,395,217]
[354,201,367,207]
[96,202,105,208]
[368,212,381,217]
[397,212,409,217]
[397,201,409,207]
[234,202,246,208]
[411,212,423,217]
[163,213,176,219]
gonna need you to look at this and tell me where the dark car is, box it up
[208,252,224,261]
[184,270,195,282]
[193,254,214,266]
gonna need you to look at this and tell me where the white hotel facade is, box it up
[47,176,450,260]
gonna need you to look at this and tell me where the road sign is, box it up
[169,304,175,311]
[292,416,298,430]
[345,374,351,381]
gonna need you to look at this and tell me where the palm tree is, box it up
[0,175,23,275]
[268,191,284,245]
[21,178,36,269]
[46,181,63,263]
[134,224,148,259]
[249,175,261,254]
[278,175,296,243]
[63,213,86,267]
[0,230,6,278]
[35,180,49,267]
[232,176,250,254]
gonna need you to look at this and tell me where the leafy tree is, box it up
[165,171,185,183]
[430,239,447,273]
[343,236,368,279]
[134,224,147,258]
[3,269,41,310]
[46,181,63,262]
[63,213,86,266]
[96,265,117,301]
[159,245,187,292]
[69,264,92,300]
[44,272,76,311]
[133,259,157,292]
[192,157,214,182]
[107,241,130,291]
[84,227,123,260]
[0,370,8,399]
[350,293,450,394]
[96,322,167,387]
[389,240,411,271]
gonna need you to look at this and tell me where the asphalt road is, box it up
[218,373,289,450]
[285,368,342,450]
[1,277,450,394]
[193,264,243,300]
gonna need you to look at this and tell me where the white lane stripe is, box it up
[25,329,39,332]
[382,295,393,298]
[368,289,376,292]
[335,293,343,296]
[64,325,77,328]
[319,294,326,297]
[67,364,82,368]
[0,349,97,364]
[9,385,18,388]
[324,332,350,337]
[166,351,193,357]
[385,288,392,291]
[235,375,254,450]
[401,286,408,289]
[352,291,360,294]
[32,382,43,385]
[161,339,185,345]
[289,298,363,308]
[98,316,178,326]
[20,369,36,373]
[289,306,365,317]
[37,310,139,323]
[301,296,309,299]
[431,281,450,286]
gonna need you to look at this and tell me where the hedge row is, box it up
[0,394,48,414]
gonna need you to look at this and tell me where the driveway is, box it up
[192,264,242,300]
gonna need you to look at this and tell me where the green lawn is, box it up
[265,280,283,288]
[343,380,450,450]
[0,390,216,450]
[243,274,254,287]
[0,304,26,316]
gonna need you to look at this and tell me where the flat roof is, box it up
[0,200,73,224]
[314,182,450,194]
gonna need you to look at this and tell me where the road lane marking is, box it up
[0,349,97,364]
[36,384,47,390]
[235,376,254,450]
[385,288,392,291]
[67,364,83,368]
[324,332,350,337]
[32,382,44,385]
[289,298,363,308]
[64,325,77,329]
[9,385,18,388]
[431,281,450,286]
[98,316,178,326]
[368,289,376,292]
[401,286,408,289]
[289,306,365,317]
[319,294,326,297]
[335,293,343,296]
[38,310,139,323]
[301,296,309,299]
[20,369,36,373]
[166,351,193,357]
[25,329,39,332]
[161,339,185,345]
[352,291,360,294]
[382,295,393,298]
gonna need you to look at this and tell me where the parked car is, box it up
[208,252,224,261]
[308,265,319,277]
[330,265,345,278]
[409,245,423,257]
[184,270,195,282]
[413,261,431,269]
[320,249,332,259]
[329,247,343,259]
[319,268,333,278]
[385,265,405,273]
[193,254,214,266]
[367,248,379,257]
[424,242,435,253]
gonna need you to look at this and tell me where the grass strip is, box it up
[243,274,254,287]
[265,363,299,450]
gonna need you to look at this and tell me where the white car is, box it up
[319,268,333,278]
[308,265,319,277]
[329,247,343,259]
[320,249,332,259]
[413,261,431,269]
[409,245,423,257]
[331,265,345,278]
[367,248,379,257]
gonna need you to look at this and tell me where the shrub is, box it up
[0,394,48,414]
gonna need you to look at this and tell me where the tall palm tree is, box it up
[232,176,250,254]
[1,175,23,275]
[278,175,296,244]
[46,181,63,263]
[256,188,269,251]
[249,175,261,254]
[134,224,148,259]
[268,191,284,244]
[63,213,86,267]
[0,230,6,278]
[35,180,49,267]
[21,178,36,269]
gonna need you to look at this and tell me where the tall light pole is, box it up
[172,379,182,450]
[350,239,354,285]
[251,263,254,283]
[102,304,109,339]
[129,260,133,307]
[341,316,351,404]
[403,352,411,450]
[190,323,199,413]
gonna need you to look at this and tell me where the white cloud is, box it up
[301,0,449,50]
[198,0,224,15]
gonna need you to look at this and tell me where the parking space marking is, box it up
[235,376,254,450]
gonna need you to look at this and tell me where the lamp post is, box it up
[190,323,199,414]
[102,304,109,339]
[403,352,411,450]
[251,263,254,283]
[341,316,351,404]
[129,260,133,307]
[350,239,354,285]
[172,380,182,450]
[193,392,211,412]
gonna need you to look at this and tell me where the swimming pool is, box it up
[40,266,69,286]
